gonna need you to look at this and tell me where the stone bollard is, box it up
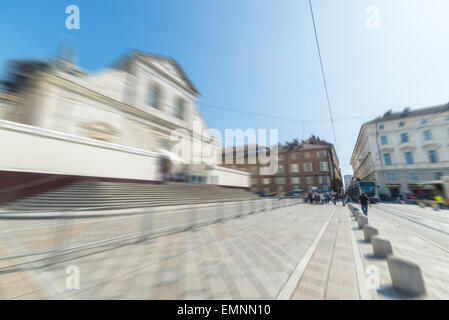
[387,255,426,296]
[357,214,368,229]
[363,225,378,242]
[371,236,393,258]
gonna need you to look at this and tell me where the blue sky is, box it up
[1,0,448,175]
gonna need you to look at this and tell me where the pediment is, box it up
[136,53,199,95]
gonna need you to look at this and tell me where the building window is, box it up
[404,152,414,165]
[148,84,161,109]
[250,167,258,174]
[275,177,285,184]
[291,154,296,160]
[399,121,405,128]
[264,187,270,193]
[320,162,328,172]
[290,164,299,173]
[434,172,443,180]
[409,172,418,181]
[428,150,438,163]
[279,155,284,161]
[380,135,388,145]
[319,176,329,185]
[277,165,284,174]
[304,152,311,159]
[303,163,313,172]
[291,177,300,184]
[174,97,185,119]
[317,151,326,158]
[387,173,396,181]
[400,133,409,143]
[263,178,270,185]
[306,176,313,184]
[379,124,384,130]
[384,153,392,166]
[423,130,432,141]
[251,178,257,185]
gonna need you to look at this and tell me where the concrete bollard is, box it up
[357,214,368,229]
[363,225,378,242]
[387,255,426,296]
[371,236,393,258]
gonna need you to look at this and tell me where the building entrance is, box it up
[386,184,401,200]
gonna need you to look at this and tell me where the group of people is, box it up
[303,190,372,216]
[304,191,350,206]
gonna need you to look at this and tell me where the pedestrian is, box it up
[308,193,313,204]
[340,192,345,206]
[345,194,350,204]
[358,192,371,215]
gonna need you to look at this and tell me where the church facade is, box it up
[0,50,249,203]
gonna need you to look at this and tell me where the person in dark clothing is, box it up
[358,192,371,215]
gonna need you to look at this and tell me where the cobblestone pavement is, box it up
[4,202,448,300]
[1,203,356,299]
[291,205,360,300]
[350,203,449,300]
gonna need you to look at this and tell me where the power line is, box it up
[406,104,449,140]
[308,0,339,154]
[198,101,375,124]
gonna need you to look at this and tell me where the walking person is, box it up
[358,192,371,215]
[345,193,350,204]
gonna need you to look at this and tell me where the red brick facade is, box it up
[222,138,342,194]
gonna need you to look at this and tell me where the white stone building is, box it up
[0,50,250,189]
[350,103,449,199]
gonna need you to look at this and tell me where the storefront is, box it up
[386,184,401,200]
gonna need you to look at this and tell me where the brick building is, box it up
[222,136,343,194]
